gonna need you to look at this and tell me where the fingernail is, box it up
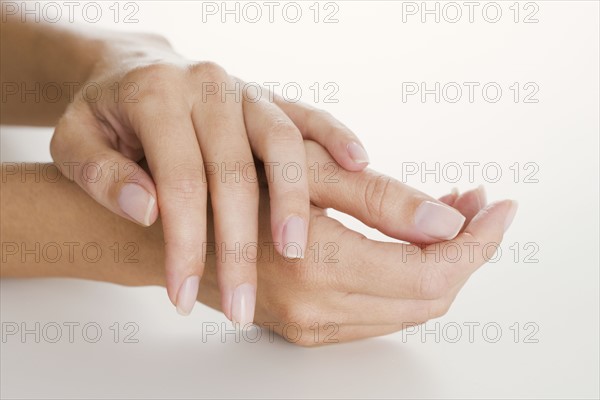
[347,142,369,164]
[475,185,487,208]
[504,201,518,232]
[282,215,306,259]
[415,201,466,240]
[118,183,156,226]
[176,275,200,316]
[231,283,256,327]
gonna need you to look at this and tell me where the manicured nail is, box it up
[475,185,487,208]
[415,201,466,240]
[231,283,256,327]
[176,275,200,316]
[282,215,306,259]
[118,183,156,226]
[504,201,518,232]
[347,142,370,164]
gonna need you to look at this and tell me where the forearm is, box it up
[0,14,171,126]
[0,163,222,311]
[0,13,103,125]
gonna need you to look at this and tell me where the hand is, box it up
[197,142,518,345]
[1,142,516,345]
[48,33,370,322]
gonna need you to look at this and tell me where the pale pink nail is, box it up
[504,201,518,232]
[347,142,369,164]
[176,275,200,316]
[282,215,306,259]
[475,185,487,208]
[118,183,156,226]
[415,201,466,240]
[231,283,256,327]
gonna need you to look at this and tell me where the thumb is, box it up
[50,106,158,227]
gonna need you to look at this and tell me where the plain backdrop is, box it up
[1,1,599,398]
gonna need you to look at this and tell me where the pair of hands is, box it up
[48,34,515,330]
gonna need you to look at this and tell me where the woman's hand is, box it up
[198,142,517,344]
[47,32,370,321]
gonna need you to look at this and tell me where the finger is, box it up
[50,105,158,227]
[236,77,369,171]
[333,199,517,300]
[439,188,459,205]
[242,96,310,259]
[426,198,518,284]
[191,67,259,325]
[452,185,487,228]
[306,140,466,244]
[441,192,512,297]
[436,186,487,235]
[274,98,370,171]
[128,94,205,316]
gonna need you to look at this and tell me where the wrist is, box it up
[89,31,176,77]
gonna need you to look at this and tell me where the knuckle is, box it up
[74,154,119,199]
[124,64,183,105]
[49,129,64,159]
[126,63,182,86]
[274,302,317,333]
[50,108,80,159]
[363,175,393,223]
[417,267,449,300]
[189,61,228,81]
[264,118,302,144]
[163,164,207,201]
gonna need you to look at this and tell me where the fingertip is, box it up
[144,194,159,226]
[452,186,487,228]
[467,199,516,234]
[230,282,257,327]
[175,275,200,316]
[118,183,157,226]
[504,200,518,232]
[344,142,370,170]
[414,200,466,241]
[280,215,307,259]
[439,188,460,205]
[476,185,487,207]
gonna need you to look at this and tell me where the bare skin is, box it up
[1,141,517,346]
[1,15,372,321]
[1,16,475,324]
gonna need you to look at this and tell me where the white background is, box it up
[1,1,599,398]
